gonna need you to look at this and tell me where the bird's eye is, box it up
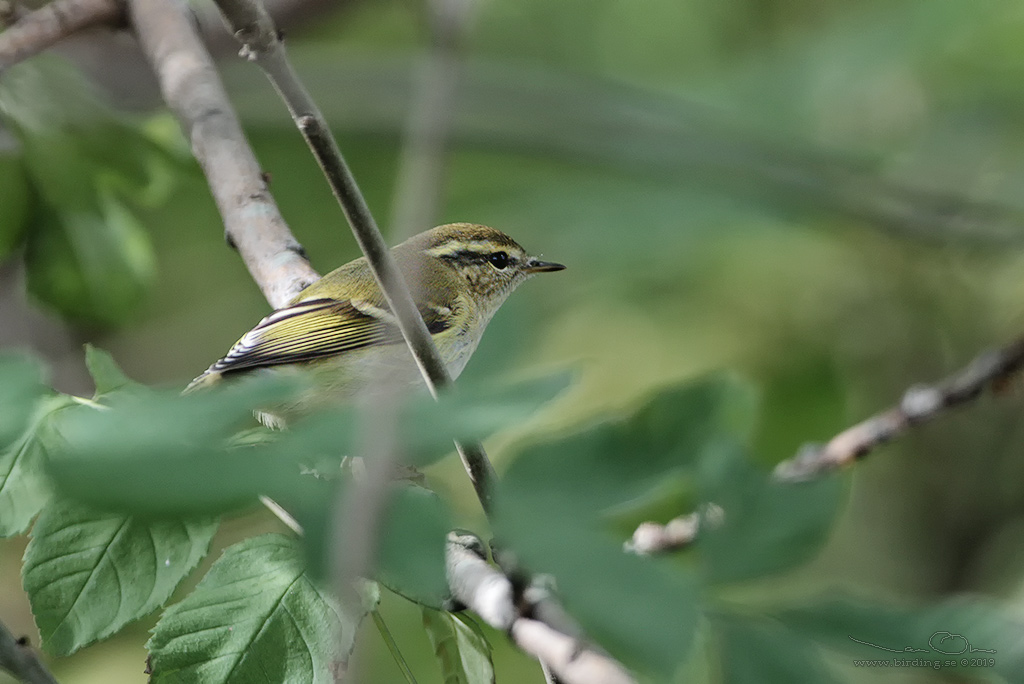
[488,251,509,269]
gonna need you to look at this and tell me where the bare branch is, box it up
[212,0,498,512]
[0,622,60,684]
[446,533,636,684]
[775,337,1024,481]
[0,0,122,73]
[127,0,318,310]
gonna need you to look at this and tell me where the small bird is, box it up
[187,224,564,417]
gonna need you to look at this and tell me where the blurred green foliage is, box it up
[4,0,1024,682]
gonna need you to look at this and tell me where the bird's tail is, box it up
[183,367,222,394]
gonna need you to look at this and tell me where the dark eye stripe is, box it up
[439,250,490,263]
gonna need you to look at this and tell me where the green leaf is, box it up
[0,59,167,328]
[697,446,843,584]
[22,499,217,655]
[0,395,73,538]
[407,370,573,466]
[284,477,453,610]
[23,188,155,328]
[44,375,307,515]
[148,534,371,684]
[774,595,1024,683]
[495,376,753,677]
[43,371,566,517]
[711,612,841,684]
[0,352,47,449]
[374,486,453,609]
[422,609,495,684]
[84,344,135,398]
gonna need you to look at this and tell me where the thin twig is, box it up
[127,0,319,310]
[0,0,122,74]
[446,533,636,684]
[624,504,724,555]
[0,621,60,684]
[774,337,1024,481]
[632,341,1024,552]
[212,0,498,512]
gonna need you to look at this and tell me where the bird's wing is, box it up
[207,297,452,375]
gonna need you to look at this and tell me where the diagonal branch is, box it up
[774,336,1024,481]
[0,621,59,684]
[127,0,319,310]
[212,0,498,512]
[633,338,1024,554]
[0,0,122,74]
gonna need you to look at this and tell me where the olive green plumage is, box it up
[186,224,564,413]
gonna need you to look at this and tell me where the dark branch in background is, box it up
[227,60,1024,246]
[774,337,1024,481]
[0,0,121,74]
[127,0,319,310]
[387,0,474,241]
[447,533,636,684]
[212,0,498,512]
[0,621,59,684]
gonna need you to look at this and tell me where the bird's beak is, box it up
[525,258,566,274]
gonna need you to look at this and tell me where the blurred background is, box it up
[5,0,1024,681]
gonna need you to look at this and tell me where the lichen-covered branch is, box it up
[447,533,636,684]
[775,337,1024,481]
[0,0,122,73]
[127,0,319,310]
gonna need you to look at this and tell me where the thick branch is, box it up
[0,0,122,73]
[0,622,59,684]
[447,534,636,684]
[775,337,1024,481]
[128,0,318,310]
[212,0,497,511]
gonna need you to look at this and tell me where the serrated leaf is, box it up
[0,396,73,538]
[0,352,48,449]
[148,534,368,684]
[22,499,216,655]
[422,609,495,684]
[84,344,135,398]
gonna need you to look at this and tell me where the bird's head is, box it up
[403,223,565,307]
